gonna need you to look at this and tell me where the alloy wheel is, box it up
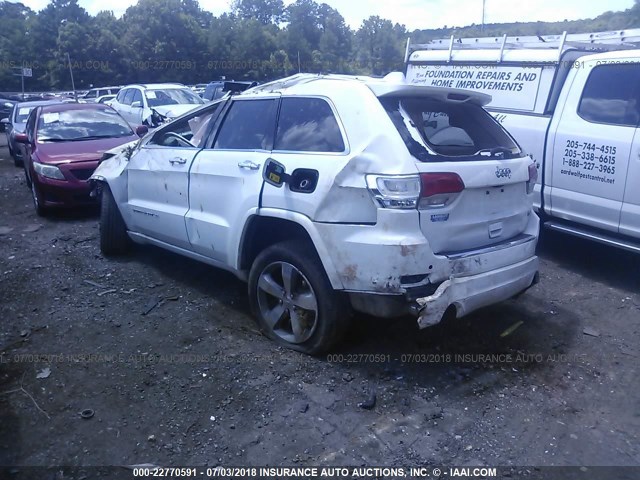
[256,261,318,344]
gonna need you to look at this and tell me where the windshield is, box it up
[380,97,521,161]
[37,108,134,141]
[146,88,204,107]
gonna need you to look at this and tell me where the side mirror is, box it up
[131,101,142,108]
[1,118,9,124]
[263,158,287,187]
[15,132,29,143]
[136,125,148,137]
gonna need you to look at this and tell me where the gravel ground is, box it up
[0,135,639,475]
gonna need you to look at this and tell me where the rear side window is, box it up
[214,99,277,150]
[380,97,520,161]
[578,64,640,127]
[275,97,345,152]
[131,90,143,106]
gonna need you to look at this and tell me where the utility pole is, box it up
[297,51,301,73]
[66,52,76,100]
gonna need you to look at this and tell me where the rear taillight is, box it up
[366,173,465,210]
[527,162,538,194]
[419,172,465,208]
[366,174,421,209]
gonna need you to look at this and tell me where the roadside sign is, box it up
[22,68,32,77]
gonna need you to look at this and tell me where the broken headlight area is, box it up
[145,109,169,128]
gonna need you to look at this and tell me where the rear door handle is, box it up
[169,157,187,165]
[238,160,260,170]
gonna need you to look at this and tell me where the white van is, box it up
[405,30,640,252]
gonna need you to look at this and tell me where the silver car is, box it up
[2,100,63,166]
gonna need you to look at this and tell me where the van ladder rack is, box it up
[407,29,640,63]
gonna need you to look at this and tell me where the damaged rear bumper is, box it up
[415,256,539,328]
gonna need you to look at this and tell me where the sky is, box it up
[11,0,637,31]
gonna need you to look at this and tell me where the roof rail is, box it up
[408,29,640,61]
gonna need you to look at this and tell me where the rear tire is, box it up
[100,184,129,255]
[248,240,349,355]
[12,148,23,167]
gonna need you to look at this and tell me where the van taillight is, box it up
[420,173,465,197]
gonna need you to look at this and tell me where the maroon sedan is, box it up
[16,103,146,215]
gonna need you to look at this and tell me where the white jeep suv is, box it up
[91,74,540,354]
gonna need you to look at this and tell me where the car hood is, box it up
[152,104,200,118]
[36,135,139,165]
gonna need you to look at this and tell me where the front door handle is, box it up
[238,160,260,170]
[169,157,187,165]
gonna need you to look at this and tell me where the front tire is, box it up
[100,184,129,255]
[248,241,349,355]
[30,180,47,217]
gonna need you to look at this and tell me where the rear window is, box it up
[380,97,520,161]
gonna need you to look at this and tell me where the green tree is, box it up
[283,0,322,71]
[316,3,352,73]
[355,16,406,75]
[120,0,209,83]
[231,0,284,25]
[0,2,34,91]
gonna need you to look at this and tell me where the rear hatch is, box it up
[379,93,534,254]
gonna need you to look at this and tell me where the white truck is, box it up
[405,29,640,252]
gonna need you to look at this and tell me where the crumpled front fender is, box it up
[89,142,136,207]
[89,140,138,183]
[90,154,128,183]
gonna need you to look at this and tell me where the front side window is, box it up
[116,90,127,103]
[26,109,37,140]
[381,96,520,161]
[214,99,278,150]
[37,108,134,141]
[274,97,345,152]
[578,64,640,127]
[122,89,135,106]
[146,88,204,108]
[150,103,223,149]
